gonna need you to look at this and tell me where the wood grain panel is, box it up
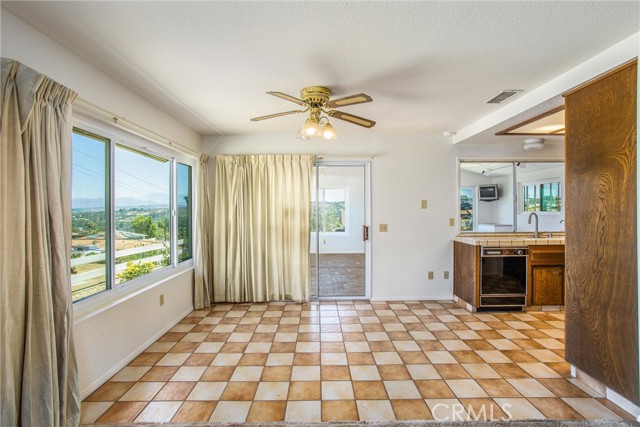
[532,266,564,306]
[453,241,479,307]
[564,61,638,404]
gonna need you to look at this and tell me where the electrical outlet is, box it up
[159,294,165,306]
[379,224,388,232]
[449,218,455,227]
[421,200,428,209]
[428,271,434,280]
[444,271,450,279]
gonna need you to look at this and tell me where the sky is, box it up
[72,131,190,207]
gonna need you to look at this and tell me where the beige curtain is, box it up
[194,153,213,309]
[1,59,80,426]
[213,154,314,302]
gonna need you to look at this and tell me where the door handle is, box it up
[362,225,369,241]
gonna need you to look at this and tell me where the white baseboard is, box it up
[571,364,640,417]
[369,296,454,302]
[80,305,194,399]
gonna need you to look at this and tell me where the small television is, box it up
[478,184,499,201]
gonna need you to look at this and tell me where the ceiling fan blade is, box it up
[326,93,372,108]
[329,110,376,128]
[267,91,307,106]
[250,110,304,121]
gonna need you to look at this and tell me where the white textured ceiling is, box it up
[3,1,638,137]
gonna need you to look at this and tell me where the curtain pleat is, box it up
[213,154,313,302]
[194,153,213,309]
[0,58,80,427]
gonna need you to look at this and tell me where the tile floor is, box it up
[311,253,365,297]
[80,300,634,424]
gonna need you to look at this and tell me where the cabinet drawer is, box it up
[529,245,565,264]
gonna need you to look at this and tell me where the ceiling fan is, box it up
[250,86,376,140]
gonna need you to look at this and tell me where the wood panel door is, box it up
[531,266,564,306]
[564,61,638,404]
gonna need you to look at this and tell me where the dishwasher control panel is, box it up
[481,247,528,257]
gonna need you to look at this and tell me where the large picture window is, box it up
[71,124,194,303]
[522,181,562,213]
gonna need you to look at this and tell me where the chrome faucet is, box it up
[528,212,539,238]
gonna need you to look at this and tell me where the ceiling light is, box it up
[523,138,545,151]
[322,122,337,140]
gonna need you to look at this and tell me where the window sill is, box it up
[73,260,194,325]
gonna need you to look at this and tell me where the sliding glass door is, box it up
[311,162,369,299]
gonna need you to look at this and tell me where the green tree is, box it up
[131,215,157,238]
[117,261,155,282]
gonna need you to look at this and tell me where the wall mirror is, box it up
[458,160,565,234]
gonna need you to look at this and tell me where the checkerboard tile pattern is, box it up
[80,301,634,424]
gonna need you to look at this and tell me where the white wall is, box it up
[1,10,199,397]
[204,132,564,301]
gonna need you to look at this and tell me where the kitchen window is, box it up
[522,181,562,213]
[71,120,194,303]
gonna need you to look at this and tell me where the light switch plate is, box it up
[379,224,388,232]
[421,200,428,209]
[428,271,434,280]
[449,218,455,227]
[444,271,450,279]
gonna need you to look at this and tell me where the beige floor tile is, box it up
[80,402,113,423]
[230,366,263,382]
[446,379,489,398]
[356,399,396,421]
[321,352,348,365]
[562,398,623,420]
[425,351,457,364]
[393,341,421,351]
[322,380,355,400]
[345,341,370,352]
[383,380,421,399]
[211,353,243,366]
[170,367,206,382]
[134,401,181,422]
[441,340,472,351]
[266,353,294,366]
[187,382,227,400]
[493,397,546,420]
[209,401,251,422]
[527,349,566,363]
[110,366,152,381]
[254,381,290,400]
[407,364,440,380]
[373,352,403,365]
[295,342,319,352]
[350,365,381,381]
[245,342,272,353]
[517,362,562,378]
[291,366,321,381]
[507,378,555,397]
[285,400,322,422]
[461,363,501,379]
[425,398,466,421]
[119,382,164,401]
[475,350,512,364]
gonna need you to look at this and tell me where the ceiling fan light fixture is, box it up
[321,122,337,140]
[301,118,320,137]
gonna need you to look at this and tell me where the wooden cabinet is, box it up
[453,241,479,308]
[564,60,638,404]
[528,245,565,306]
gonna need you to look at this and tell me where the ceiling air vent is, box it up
[485,89,523,104]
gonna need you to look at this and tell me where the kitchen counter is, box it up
[454,232,565,247]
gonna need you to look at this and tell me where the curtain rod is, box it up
[315,155,376,160]
[74,98,199,157]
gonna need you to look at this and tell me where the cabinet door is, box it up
[532,266,564,306]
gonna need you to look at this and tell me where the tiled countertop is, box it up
[454,232,565,247]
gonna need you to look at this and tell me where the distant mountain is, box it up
[73,193,188,209]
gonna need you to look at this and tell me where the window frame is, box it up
[312,187,349,235]
[72,114,195,319]
[519,177,563,215]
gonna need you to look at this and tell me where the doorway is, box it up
[311,162,370,299]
